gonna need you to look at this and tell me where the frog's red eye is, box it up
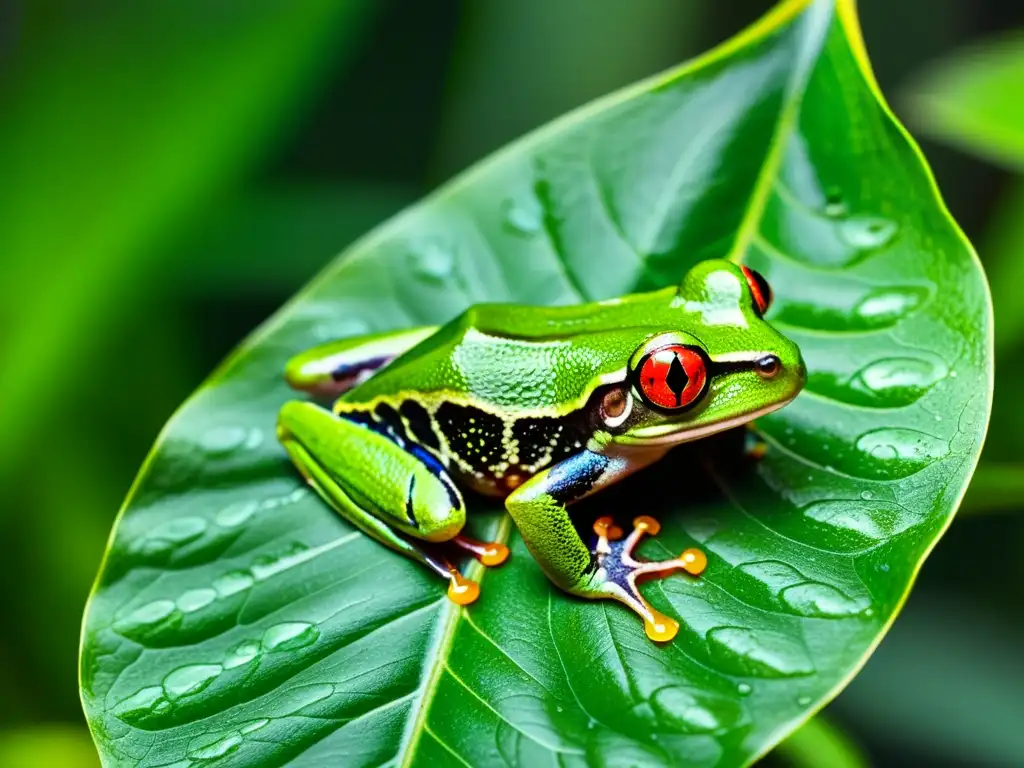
[741,266,772,315]
[636,345,708,411]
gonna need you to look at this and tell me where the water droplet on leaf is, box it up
[707,627,814,678]
[839,216,897,249]
[855,428,949,479]
[262,622,319,652]
[213,570,254,597]
[410,242,455,283]
[163,664,222,700]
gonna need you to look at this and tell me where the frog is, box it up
[276,258,805,642]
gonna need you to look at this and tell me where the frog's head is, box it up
[598,259,806,448]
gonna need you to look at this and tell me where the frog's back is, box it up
[341,288,678,410]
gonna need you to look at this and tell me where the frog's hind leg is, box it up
[277,400,499,605]
[284,326,438,398]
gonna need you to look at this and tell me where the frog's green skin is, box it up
[276,259,805,642]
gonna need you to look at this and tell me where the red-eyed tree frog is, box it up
[276,259,806,642]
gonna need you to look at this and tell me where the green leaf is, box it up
[901,28,1024,171]
[960,463,1024,515]
[81,1,992,765]
[0,725,100,768]
[0,0,371,476]
[773,715,868,768]
[167,183,417,298]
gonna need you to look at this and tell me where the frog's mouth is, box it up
[613,395,798,448]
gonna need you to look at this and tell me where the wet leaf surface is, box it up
[81,1,991,765]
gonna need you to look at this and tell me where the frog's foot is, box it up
[449,534,510,567]
[589,515,707,642]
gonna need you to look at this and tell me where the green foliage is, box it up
[774,715,868,768]
[0,0,372,475]
[0,725,99,768]
[902,27,1024,493]
[904,30,1024,171]
[80,1,990,765]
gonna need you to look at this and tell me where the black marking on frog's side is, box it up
[404,476,418,526]
[512,413,591,468]
[373,402,409,446]
[399,399,442,451]
[435,402,506,472]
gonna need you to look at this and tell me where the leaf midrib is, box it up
[397,513,513,767]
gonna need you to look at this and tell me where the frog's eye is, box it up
[741,266,772,316]
[635,345,708,411]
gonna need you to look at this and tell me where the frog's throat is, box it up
[613,395,798,448]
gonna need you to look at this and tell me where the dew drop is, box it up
[855,428,949,479]
[823,189,846,218]
[839,216,897,249]
[555,704,564,713]
[847,357,946,406]
[501,198,542,236]
[797,695,812,707]
[737,683,753,696]
[780,583,866,618]
[223,640,261,670]
[201,426,249,454]
[240,718,270,734]
[803,499,919,542]
[262,622,319,652]
[409,242,455,283]
[114,599,183,640]
[250,543,312,581]
[117,599,176,628]
[213,569,255,598]
[177,588,217,614]
[650,686,743,733]
[278,683,335,715]
[707,627,814,678]
[111,686,168,724]
[163,664,222,700]
[147,517,208,547]
[215,500,258,528]
[852,286,927,327]
[860,490,873,500]
[187,733,243,761]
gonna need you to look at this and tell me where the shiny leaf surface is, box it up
[81,1,991,765]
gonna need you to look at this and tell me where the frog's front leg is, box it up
[284,326,437,398]
[277,401,507,605]
[505,450,707,642]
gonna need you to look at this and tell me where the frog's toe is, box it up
[451,534,510,567]
[591,515,707,643]
[446,568,481,605]
[593,515,624,542]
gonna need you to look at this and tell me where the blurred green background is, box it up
[1,1,1021,765]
